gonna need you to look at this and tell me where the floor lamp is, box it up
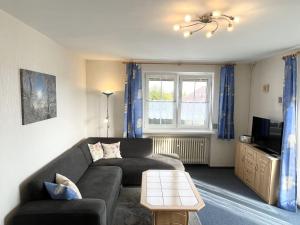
[102,91,113,138]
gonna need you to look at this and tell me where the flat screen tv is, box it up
[251,116,283,155]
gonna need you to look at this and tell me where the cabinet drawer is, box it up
[245,158,254,167]
[244,173,255,186]
[244,167,253,175]
[244,168,255,186]
[246,149,255,157]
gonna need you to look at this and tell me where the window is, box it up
[145,74,176,128]
[144,72,213,132]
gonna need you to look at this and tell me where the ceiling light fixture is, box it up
[173,11,240,38]
[183,31,191,38]
[184,14,192,23]
[173,24,180,31]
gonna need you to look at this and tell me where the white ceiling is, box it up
[0,0,300,62]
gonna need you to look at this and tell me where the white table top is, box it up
[140,170,205,211]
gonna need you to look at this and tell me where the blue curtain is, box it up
[123,63,143,138]
[278,56,297,212]
[218,65,235,140]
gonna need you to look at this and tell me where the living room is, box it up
[0,1,299,225]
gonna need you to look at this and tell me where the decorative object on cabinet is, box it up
[239,135,252,144]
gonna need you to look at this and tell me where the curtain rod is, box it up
[122,61,236,66]
[282,51,300,60]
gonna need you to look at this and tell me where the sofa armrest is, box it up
[152,153,180,160]
[10,199,106,225]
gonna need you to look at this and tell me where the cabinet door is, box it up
[235,143,246,179]
[244,146,256,188]
[254,152,271,201]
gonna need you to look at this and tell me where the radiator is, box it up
[151,136,209,164]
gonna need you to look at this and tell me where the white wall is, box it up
[249,55,284,129]
[86,60,125,137]
[0,10,87,225]
[142,63,251,167]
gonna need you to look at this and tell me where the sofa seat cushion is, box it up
[76,166,122,225]
[92,155,184,186]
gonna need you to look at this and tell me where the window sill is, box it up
[143,129,216,136]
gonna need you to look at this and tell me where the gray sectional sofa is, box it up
[9,137,184,225]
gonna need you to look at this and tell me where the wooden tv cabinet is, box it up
[234,142,280,204]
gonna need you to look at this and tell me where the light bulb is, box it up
[233,16,240,23]
[183,31,191,38]
[103,118,109,123]
[184,14,192,22]
[227,23,234,32]
[212,10,221,18]
[173,24,180,31]
[206,31,213,38]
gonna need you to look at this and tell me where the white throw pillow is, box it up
[55,173,82,199]
[88,142,104,162]
[102,142,122,159]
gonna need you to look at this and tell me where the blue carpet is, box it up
[185,165,300,225]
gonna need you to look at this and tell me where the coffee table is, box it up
[140,170,205,225]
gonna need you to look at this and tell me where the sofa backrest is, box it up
[20,138,152,203]
[80,138,153,162]
[20,145,90,203]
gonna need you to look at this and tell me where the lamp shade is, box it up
[102,90,114,96]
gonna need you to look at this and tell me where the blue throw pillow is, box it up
[44,182,80,200]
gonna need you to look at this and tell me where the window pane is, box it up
[180,102,207,126]
[182,81,195,102]
[149,80,161,100]
[148,101,160,124]
[161,80,174,101]
[182,80,208,102]
[160,102,174,124]
[194,81,207,102]
[148,102,174,125]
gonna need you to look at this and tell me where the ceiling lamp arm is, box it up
[221,14,234,21]
[214,15,232,24]
[211,20,219,33]
[180,22,204,29]
[191,23,208,35]
[221,14,240,24]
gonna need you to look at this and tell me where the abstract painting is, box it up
[20,69,57,125]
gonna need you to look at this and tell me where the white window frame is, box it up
[143,71,213,133]
[178,75,212,129]
[144,73,177,129]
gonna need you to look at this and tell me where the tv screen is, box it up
[251,116,283,155]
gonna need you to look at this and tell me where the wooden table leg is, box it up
[153,211,188,225]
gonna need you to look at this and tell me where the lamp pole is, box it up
[102,91,113,138]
